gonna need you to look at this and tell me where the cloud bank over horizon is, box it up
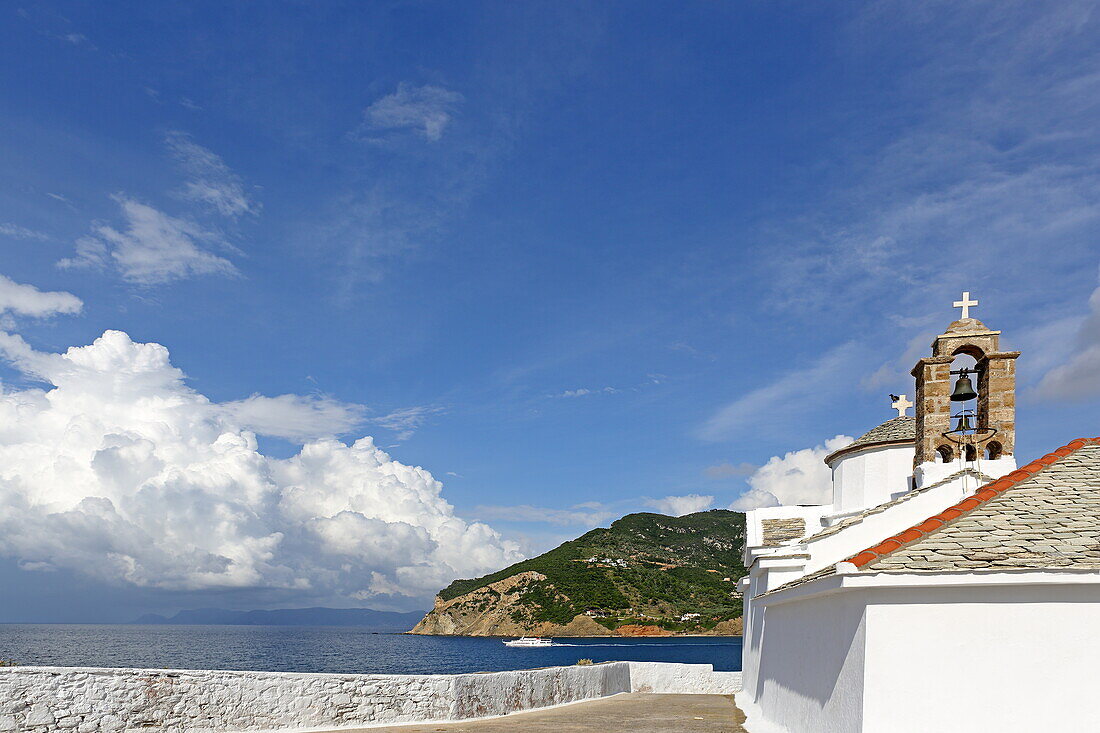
[0,329,521,609]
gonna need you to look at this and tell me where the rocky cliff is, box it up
[410,571,614,636]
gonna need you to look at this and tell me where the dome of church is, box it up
[825,416,915,465]
[850,415,915,447]
[944,316,993,334]
[826,415,917,514]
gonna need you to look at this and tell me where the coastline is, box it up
[408,615,744,638]
[402,631,744,638]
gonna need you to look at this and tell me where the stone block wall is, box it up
[760,518,806,547]
[912,355,953,466]
[977,352,1018,457]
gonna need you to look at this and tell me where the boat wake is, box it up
[550,642,738,647]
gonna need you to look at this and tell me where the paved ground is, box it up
[334,693,746,732]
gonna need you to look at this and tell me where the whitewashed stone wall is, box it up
[450,663,630,720]
[0,666,447,732]
[0,661,735,732]
[627,663,742,695]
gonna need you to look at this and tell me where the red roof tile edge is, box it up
[846,437,1100,569]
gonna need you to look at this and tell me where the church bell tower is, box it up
[911,293,1020,471]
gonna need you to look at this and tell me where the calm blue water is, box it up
[0,625,741,674]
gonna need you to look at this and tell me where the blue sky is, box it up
[2,1,1100,621]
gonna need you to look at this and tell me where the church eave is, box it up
[754,566,1100,607]
[824,437,914,466]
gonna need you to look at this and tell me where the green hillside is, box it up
[439,509,746,632]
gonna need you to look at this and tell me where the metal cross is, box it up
[953,291,978,319]
[891,394,913,417]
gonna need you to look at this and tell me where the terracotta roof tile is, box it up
[798,468,990,545]
[851,438,1100,571]
[760,438,1100,597]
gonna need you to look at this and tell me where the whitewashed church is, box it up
[738,294,1100,732]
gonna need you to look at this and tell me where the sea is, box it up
[0,625,742,675]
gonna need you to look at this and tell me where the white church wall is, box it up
[740,567,766,698]
[828,444,914,515]
[741,554,816,699]
[747,574,1100,733]
[861,580,1100,732]
[755,556,813,589]
[747,589,868,733]
[914,455,1015,488]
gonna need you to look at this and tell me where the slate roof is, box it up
[850,416,916,448]
[857,439,1100,571]
[799,468,993,545]
[763,469,992,596]
[762,440,1100,597]
[760,518,806,546]
[825,416,915,463]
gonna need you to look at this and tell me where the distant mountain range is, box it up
[133,607,426,630]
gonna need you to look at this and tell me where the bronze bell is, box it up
[954,412,973,432]
[950,372,978,402]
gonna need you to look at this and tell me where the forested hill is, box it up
[410,509,747,636]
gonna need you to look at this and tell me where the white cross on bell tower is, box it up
[953,291,978,320]
[890,393,913,417]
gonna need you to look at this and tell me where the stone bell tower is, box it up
[911,292,1019,471]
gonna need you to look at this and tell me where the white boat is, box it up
[503,637,553,647]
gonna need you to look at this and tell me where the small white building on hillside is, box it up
[738,295,1100,732]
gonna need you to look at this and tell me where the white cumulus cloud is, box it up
[0,330,521,604]
[645,494,714,517]
[730,435,853,510]
[0,274,82,319]
[60,196,238,284]
[362,83,464,142]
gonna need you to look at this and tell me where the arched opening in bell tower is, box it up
[946,351,983,466]
[948,350,979,421]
